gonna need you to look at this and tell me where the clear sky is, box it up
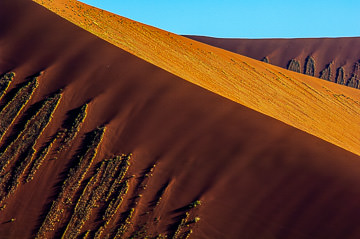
[79,0,360,39]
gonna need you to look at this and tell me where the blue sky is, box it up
[80,0,360,38]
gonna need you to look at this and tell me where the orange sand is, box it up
[187,35,360,85]
[33,0,360,156]
[1,0,360,238]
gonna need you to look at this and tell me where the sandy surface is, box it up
[0,0,359,238]
[187,35,360,86]
[32,0,360,156]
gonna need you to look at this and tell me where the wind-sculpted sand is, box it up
[0,0,359,238]
[32,0,360,156]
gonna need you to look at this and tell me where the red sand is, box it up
[0,0,360,238]
[187,35,360,85]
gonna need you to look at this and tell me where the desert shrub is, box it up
[172,212,190,239]
[61,126,105,204]
[261,57,269,63]
[353,60,360,77]
[104,154,131,201]
[155,234,167,239]
[346,61,360,88]
[287,59,301,73]
[319,63,333,81]
[103,179,129,220]
[26,103,88,183]
[82,230,91,239]
[153,181,169,207]
[0,92,61,202]
[63,154,134,239]
[0,72,15,100]
[335,67,345,85]
[304,56,315,76]
[183,230,193,239]
[169,200,202,238]
[61,167,103,239]
[25,136,56,182]
[346,75,359,88]
[0,78,38,140]
[56,103,88,153]
[189,200,201,209]
[35,127,105,239]
[114,208,135,239]
[128,224,148,239]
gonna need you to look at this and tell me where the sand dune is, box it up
[0,0,359,238]
[32,0,360,156]
[187,35,360,88]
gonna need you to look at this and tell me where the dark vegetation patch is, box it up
[0,72,15,100]
[346,61,360,88]
[335,67,345,85]
[304,56,315,76]
[261,56,269,63]
[287,59,301,73]
[0,70,202,239]
[319,62,333,81]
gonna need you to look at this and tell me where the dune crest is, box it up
[32,0,360,156]
[0,0,360,238]
[187,35,360,89]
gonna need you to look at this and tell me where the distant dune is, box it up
[0,0,359,238]
[187,35,360,89]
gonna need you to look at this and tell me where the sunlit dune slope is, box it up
[2,0,360,238]
[33,0,360,155]
[187,35,360,89]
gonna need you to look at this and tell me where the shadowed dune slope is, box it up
[187,35,360,88]
[0,0,360,238]
[32,0,360,156]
